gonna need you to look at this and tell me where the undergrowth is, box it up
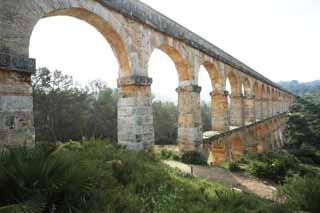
[0,141,287,212]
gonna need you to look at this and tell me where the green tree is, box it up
[32,68,117,143]
[152,101,178,145]
[285,96,320,148]
[201,101,211,132]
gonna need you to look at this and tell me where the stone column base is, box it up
[211,90,229,132]
[176,85,202,152]
[230,94,244,127]
[117,76,154,151]
[243,95,255,125]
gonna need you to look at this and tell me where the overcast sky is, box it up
[29,0,320,102]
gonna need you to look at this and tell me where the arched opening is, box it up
[29,9,128,143]
[148,45,188,145]
[199,65,212,132]
[226,71,239,95]
[226,71,241,128]
[242,77,254,125]
[226,78,232,110]
[44,8,130,77]
[157,44,190,81]
[200,62,222,135]
[242,78,251,97]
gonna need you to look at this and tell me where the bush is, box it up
[0,144,96,212]
[221,161,241,172]
[58,140,83,150]
[289,145,320,165]
[159,149,181,161]
[0,141,287,212]
[181,151,207,165]
[278,175,320,213]
[245,151,304,182]
[212,190,289,213]
[159,149,174,160]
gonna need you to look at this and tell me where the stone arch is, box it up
[261,84,267,98]
[266,86,271,98]
[148,43,198,151]
[202,62,222,91]
[149,43,190,82]
[26,3,132,77]
[226,70,242,127]
[242,77,255,125]
[253,81,261,98]
[24,1,154,150]
[226,70,240,95]
[197,62,221,132]
[242,77,251,96]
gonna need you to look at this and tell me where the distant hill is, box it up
[278,80,320,96]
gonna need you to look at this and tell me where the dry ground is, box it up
[164,160,278,200]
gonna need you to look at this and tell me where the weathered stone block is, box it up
[0,96,33,112]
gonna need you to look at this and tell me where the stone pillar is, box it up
[262,98,268,119]
[274,129,281,148]
[0,52,35,146]
[211,90,229,132]
[255,97,262,121]
[280,99,284,113]
[256,126,265,153]
[268,98,273,117]
[272,98,277,116]
[212,143,226,166]
[270,131,276,150]
[243,95,256,125]
[278,126,284,146]
[230,93,244,127]
[176,85,202,152]
[284,100,288,112]
[117,76,154,151]
[276,98,280,114]
[275,97,280,115]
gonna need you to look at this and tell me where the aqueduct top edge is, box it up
[98,0,292,96]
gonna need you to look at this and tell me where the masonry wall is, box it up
[203,113,288,165]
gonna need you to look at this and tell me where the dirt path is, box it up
[163,160,277,200]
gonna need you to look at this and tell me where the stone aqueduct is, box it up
[0,0,294,163]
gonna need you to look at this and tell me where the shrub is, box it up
[277,175,320,213]
[246,151,300,182]
[0,144,96,212]
[58,140,83,151]
[159,149,174,160]
[181,151,207,165]
[221,161,241,172]
[212,190,289,213]
[0,141,287,212]
[289,145,320,165]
